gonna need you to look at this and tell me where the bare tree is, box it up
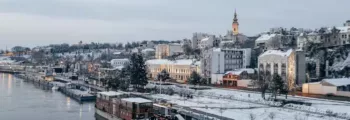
[249,113,256,120]
[267,36,281,49]
[268,112,276,120]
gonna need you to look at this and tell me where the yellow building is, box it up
[146,59,200,83]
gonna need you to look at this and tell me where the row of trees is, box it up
[255,73,289,100]
[105,53,148,92]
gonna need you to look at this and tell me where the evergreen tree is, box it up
[156,69,171,82]
[129,53,148,91]
[270,74,284,100]
[125,42,132,50]
[118,67,131,91]
[188,71,201,85]
[116,43,123,50]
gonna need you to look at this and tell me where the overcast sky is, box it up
[0,0,349,49]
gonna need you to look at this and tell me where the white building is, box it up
[297,32,323,50]
[192,33,210,49]
[258,49,306,89]
[255,33,282,50]
[198,35,215,49]
[302,78,350,97]
[146,59,200,83]
[155,44,183,59]
[201,48,251,80]
[110,58,129,68]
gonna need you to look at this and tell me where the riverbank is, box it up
[0,73,95,120]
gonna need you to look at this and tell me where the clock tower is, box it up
[232,10,239,35]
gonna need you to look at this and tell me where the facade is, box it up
[110,59,129,68]
[255,33,282,50]
[155,44,183,59]
[297,32,322,50]
[221,68,255,87]
[201,48,251,81]
[258,49,306,89]
[302,78,350,97]
[146,59,200,83]
[96,91,153,120]
[191,33,210,49]
[198,35,215,49]
[115,98,153,120]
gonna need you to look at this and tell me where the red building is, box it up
[222,68,255,87]
[96,91,153,120]
[96,91,126,114]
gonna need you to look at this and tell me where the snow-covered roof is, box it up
[141,48,155,52]
[121,97,152,103]
[259,49,293,58]
[328,26,350,33]
[213,48,221,52]
[256,34,277,42]
[114,66,125,70]
[113,52,122,55]
[98,91,124,96]
[146,59,197,66]
[323,78,350,86]
[336,26,350,33]
[225,68,255,75]
[111,58,129,62]
[201,37,209,42]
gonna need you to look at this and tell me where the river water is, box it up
[0,73,95,120]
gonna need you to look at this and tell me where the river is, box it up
[0,73,95,120]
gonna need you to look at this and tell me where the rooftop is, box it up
[259,49,293,58]
[201,37,210,42]
[225,68,255,75]
[121,97,152,103]
[142,48,155,52]
[323,78,350,86]
[98,91,124,96]
[256,34,277,42]
[146,59,197,66]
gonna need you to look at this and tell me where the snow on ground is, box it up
[148,83,350,120]
[151,94,344,120]
[202,88,350,116]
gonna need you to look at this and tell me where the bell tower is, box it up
[232,9,239,35]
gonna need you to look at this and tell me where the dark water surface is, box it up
[0,73,95,120]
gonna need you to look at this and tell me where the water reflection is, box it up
[66,97,71,109]
[7,74,12,94]
[0,73,95,120]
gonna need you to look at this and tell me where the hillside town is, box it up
[2,11,350,120]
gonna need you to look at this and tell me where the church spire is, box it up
[233,9,238,22]
[232,9,239,35]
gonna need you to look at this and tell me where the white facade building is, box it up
[255,33,282,50]
[198,35,215,49]
[146,59,200,83]
[258,49,306,89]
[201,48,251,80]
[192,33,210,49]
[110,59,129,68]
[303,78,350,97]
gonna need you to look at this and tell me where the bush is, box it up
[325,93,334,97]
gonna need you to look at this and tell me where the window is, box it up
[273,63,278,74]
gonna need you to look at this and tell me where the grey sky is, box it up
[0,0,349,49]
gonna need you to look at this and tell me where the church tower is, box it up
[232,10,239,35]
